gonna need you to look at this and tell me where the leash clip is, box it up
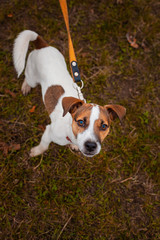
[79,79,84,89]
[73,82,86,102]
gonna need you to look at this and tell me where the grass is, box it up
[0,0,160,239]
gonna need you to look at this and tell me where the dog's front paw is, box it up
[70,144,79,152]
[30,145,45,157]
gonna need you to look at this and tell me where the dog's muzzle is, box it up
[83,140,100,157]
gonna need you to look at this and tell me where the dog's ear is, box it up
[62,97,84,117]
[104,104,126,122]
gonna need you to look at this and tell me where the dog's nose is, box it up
[85,141,97,152]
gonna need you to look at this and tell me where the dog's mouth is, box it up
[83,152,96,157]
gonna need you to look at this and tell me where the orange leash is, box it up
[59,0,81,83]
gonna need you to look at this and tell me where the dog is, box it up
[13,30,126,157]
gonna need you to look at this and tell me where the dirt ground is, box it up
[0,0,160,239]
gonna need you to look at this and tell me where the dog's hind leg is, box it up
[21,78,31,95]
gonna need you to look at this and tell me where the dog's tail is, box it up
[13,30,48,78]
[13,30,38,77]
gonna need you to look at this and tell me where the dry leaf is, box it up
[0,142,8,155]
[126,33,139,49]
[9,144,21,151]
[7,13,13,18]
[117,0,123,3]
[29,105,36,113]
[90,9,94,14]
[81,52,88,57]
[38,125,46,131]
[130,40,139,49]
[0,142,20,155]
[5,89,16,98]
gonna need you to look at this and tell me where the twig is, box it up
[87,67,108,81]
[109,155,120,162]
[120,176,136,183]
[57,214,73,240]
[33,155,43,170]
[0,94,8,97]
[0,119,26,126]
[52,176,87,179]
[135,160,144,175]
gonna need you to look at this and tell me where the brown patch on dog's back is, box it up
[33,35,48,49]
[44,85,64,115]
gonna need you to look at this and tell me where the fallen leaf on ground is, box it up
[126,33,139,49]
[7,13,13,18]
[81,52,88,57]
[0,142,20,155]
[29,105,36,113]
[117,0,123,3]
[5,89,16,98]
[9,143,21,151]
[0,142,8,155]
[38,125,46,131]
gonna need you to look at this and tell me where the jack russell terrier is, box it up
[13,30,126,157]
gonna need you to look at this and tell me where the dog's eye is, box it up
[77,119,85,127]
[100,123,108,131]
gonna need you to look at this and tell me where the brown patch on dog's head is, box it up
[45,85,64,115]
[33,35,48,49]
[62,97,94,137]
[72,104,94,137]
[62,98,126,143]
[104,104,126,122]
[94,106,110,143]
[94,104,126,143]
[62,97,85,117]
